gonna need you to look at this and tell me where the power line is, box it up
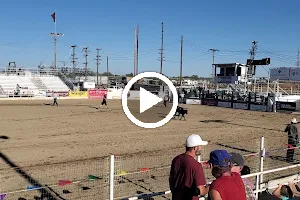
[95,48,102,85]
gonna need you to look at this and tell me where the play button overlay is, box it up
[140,88,163,113]
[122,72,178,129]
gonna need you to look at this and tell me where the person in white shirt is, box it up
[52,93,58,106]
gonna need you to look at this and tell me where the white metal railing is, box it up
[2,137,300,199]
[1,88,70,98]
[109,136,300,200]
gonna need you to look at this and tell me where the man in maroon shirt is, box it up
[169,134,209,200]
[208,150,246,200]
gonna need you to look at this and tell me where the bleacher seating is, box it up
[0,75,38,96]
[39,76,69,92]
[0,75,70,96]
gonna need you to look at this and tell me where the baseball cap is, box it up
[208,150,231,167]
[186,134,208,147]
[230,152,244,166]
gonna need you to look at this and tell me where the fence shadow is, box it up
[0,152,64,200]
[199,119,282,132]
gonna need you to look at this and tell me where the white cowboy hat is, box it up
[291,118,298,123]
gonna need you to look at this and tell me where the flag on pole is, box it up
[51,12,56,22]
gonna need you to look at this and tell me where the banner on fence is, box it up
[276,101,297,111]
[47,91,69,97]
[233,102,248,110]
[202,98,218,106]
[217,101,231,108]
[186,99,201,105]
[69,90,88,97]
[88,89,108,99]
[250,104,267,111]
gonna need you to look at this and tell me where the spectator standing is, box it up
[241,165,251,176]
[284,118,299,162]
[208,150,246,200]
[273,184,294,200]
[169,134,209,200]
[230,153,256,200]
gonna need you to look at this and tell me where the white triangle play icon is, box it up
[139,87,163,113]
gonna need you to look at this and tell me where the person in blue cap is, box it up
[207,150,246,200]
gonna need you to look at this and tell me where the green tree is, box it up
[126,73,134,77]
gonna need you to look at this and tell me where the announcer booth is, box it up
[213,63,249,84]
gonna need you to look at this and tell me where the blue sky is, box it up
[0,0,299,77]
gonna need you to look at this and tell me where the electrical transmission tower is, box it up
[71,45,78,78]
[95,48,102,85]
[159,22,165,74]
[209,49,219,80]
[83,47,89,81]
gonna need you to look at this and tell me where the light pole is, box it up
[50,32,64,70]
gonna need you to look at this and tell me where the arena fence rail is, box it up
[2,137,300,199]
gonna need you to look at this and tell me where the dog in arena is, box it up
[173,106,188,120]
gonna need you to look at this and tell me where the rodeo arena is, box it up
[4,55,300,200]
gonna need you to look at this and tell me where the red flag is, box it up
[51,12,56,22]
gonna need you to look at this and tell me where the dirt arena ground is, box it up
[0,99,299,200]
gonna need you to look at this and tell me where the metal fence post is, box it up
[109,155,115,200]
[255,174,260,199]
[259,137,265,190]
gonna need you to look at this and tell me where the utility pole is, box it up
[83,47,89,81]
[209,49,219,80]
[50,32,64,70]
[179,35,183,86]
[250,41,258,61]
[159,22,165,74]
[106,56,109,86]
[296,49,300,67]
[95,48,102,85]
[249,41,258,77]
[71,45,77,78]
[137,25,139,76]
[133,24,139,76]
[133,25,136,76]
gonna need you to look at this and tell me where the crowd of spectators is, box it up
[169,134,300,200]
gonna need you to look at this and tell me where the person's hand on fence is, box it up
[202,161,212,169]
